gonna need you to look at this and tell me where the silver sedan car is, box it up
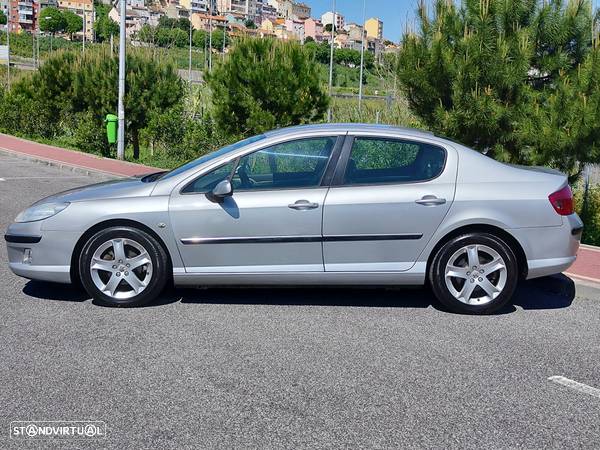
[5,124,583,314]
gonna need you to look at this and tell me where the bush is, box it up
[575,185,600,246]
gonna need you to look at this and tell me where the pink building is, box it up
[285,18,304,42]
[304,17,324,42]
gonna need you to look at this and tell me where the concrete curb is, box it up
[569,275,600,299]
[0,147,119,178]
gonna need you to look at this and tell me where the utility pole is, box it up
[327,0,336,122]
[222,23,226,60]
[358,0,366,116]
[117,0,126,160]
[82,11,86,54]
[188,18,192,83]
[6,24,10,90]
[208,3,213,73]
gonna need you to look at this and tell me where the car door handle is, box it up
[288,200,319,210]
[415,195,446,206]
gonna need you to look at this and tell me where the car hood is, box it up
[35,176,156,204]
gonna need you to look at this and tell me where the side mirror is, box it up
[208,179,233,202]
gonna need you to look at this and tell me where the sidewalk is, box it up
[0,132,599,286]
[565,244,600,284]
[0,133,157,177]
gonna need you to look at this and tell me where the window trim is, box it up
[179,136,343,195]
[331,135,448,188]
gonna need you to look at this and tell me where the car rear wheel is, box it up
[429,233,518,314]
[79,227,169,307]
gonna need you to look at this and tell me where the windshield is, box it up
[158,134,267,181]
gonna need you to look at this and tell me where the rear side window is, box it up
[343,137,446,185]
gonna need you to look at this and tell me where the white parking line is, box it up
[548,376,600,399]
[0,177,5,181]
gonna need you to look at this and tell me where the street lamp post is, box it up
[327,0,336,122]
[358,0,366,116]
[117,0,126,160]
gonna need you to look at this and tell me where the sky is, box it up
[305,0,420,42]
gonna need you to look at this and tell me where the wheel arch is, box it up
[425,224,528,282]
[70,218,173,285]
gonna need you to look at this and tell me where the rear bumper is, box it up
[510,213,583,280]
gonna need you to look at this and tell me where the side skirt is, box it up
[172,263,427,287]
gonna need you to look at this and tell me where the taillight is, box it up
[548,185,574,216]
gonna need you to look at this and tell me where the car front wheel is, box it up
[79,226,169,307]
[429,233,519,314]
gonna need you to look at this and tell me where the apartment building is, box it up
[216,0,259,23]
[190,11,226,30]
[321,10,344,30]
[179,0,216,15]
[8,0,38,32]
[303,17,322,41]
[260,1,277,22]
[365,17,383,40]
[275,0,309,20]
[58,0,94,40]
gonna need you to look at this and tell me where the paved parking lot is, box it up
[1,152,599,449]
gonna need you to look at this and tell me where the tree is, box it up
[207,37,329,135]
[0,10,7,26]
[39,7,66,34]
[209,28,229,50]
[324,23,335,32]
[397,0,600,176]
[245,19,257,29]
[63,10,83,39]
[304,35,315,43]
[19,49,184,159]
[94,4,119,42]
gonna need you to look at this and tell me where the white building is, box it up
[321,10,344,30]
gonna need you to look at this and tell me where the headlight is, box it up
[15,202,70,223]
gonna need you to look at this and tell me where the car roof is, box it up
[264,123,435,139]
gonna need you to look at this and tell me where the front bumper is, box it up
[510,213,583,280]
[5,222,81,284]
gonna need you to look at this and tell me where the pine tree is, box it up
[398,0,600,176]
[207,38,329,135]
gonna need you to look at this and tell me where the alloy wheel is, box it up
[444,244,507,305]
[89,238,153,300]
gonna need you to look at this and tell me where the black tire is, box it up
[79,226,169,307]
[429,232,519,315]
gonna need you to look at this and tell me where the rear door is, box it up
[322,134,457,272]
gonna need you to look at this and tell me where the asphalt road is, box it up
[1,152,599,449]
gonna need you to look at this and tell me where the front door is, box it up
[323,135,457,272]
[169,136,340,273]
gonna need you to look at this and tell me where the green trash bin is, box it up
[105,114,118,144]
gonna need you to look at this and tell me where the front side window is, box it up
[181,161,236,194]
[343,137,446,185]
[232,137,336,191]
[182,137,336,193]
